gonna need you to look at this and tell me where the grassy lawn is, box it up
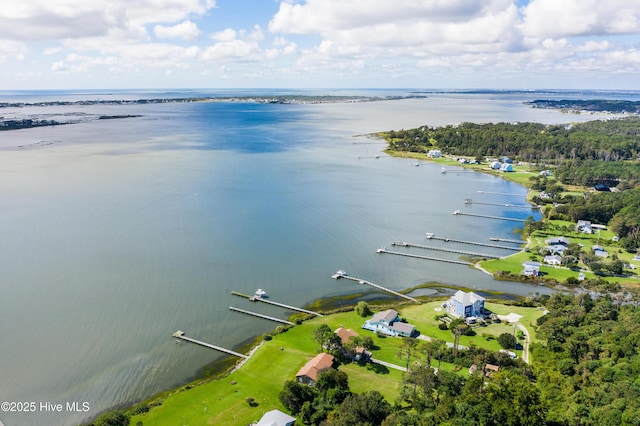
[478,219,640,286]
[130,302,543,426]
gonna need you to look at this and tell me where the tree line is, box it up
[381,117,640,184]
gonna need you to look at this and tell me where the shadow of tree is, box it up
[365,363,390,375]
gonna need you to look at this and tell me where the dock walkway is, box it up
[332,270,419,303]
[391,241,501,258]
[229,306,294,325]
[376,248,472,266]
[464,199,536,209]
[489,237,525,244]
[425,234,521,251]
[453,210,526,222]
[231,292,323,317]
[172,331,248,358]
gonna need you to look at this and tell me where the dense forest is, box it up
[279,294,640,425]
[382,117,640,166]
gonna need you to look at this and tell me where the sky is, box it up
[0,0,639,90]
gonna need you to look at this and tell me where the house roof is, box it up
[334,326,359,344]
[296,353,335,382]
[523,261,541,267]
[370,309,398,324]
[390,322,415,335]
[452,290,485,306]
[544,255,562,263]
[546,237,569,245]
[256,409,296,426]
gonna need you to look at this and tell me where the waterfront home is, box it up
[445,290,485,319]
[256,409,296,426]
[522,261,541,276]
[576,220,593,234]
[539,170,552,177]
[362,309,416,337]
[500,163,514,172]
[545,236,569,246]
[500,156,513,164]
[490,161,502,170]
[296,353,335,386]
[544,255,563,265]
[427,149,442,158]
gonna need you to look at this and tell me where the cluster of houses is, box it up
[489,156,514,172]
[296,291,489,387]
[520,219,615,277]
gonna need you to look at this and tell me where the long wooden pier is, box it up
[229,306,294,325]
[453,210,526,222]
[391,241,501,258]
[464,199,536,209]
[425,233,521,251]
[331,270,419,303]
[231,292,323,317]
[376,248,472,266]
[172,331,248,358]
[490,237,525,244]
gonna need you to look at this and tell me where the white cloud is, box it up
[521,0,640,38]
[154,20,201,41]
[0,39,26,62]
[0,0,216,41]
[269,0,522,61]
[211,29,237,42]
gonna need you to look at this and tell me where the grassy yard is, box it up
[479,219,640,286]
[130,301,542,426]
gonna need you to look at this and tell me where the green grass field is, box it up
[130,301,543,426]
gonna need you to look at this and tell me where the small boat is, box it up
[254,288,267,298]
[425,232,434,238]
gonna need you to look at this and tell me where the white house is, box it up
[490,161,502,170]
[362,309,416,337]
[576,220,593,234]
[544,255,562,265]
[500,163,514,172]
[593,245,608,258]
[256,410,296,426]
[522,261,541,276]
[445,290,485,319]
[427,149,442,158]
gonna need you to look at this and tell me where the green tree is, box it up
[355,301,372,317]
[397,337,420,370]
[327,391,392,426]
[498,332,517,349]
[89,410,130,426]
[279,380,317,415]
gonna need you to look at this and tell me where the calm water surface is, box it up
[0,91,626,425]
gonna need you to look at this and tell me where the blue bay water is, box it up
[0,90,633,425]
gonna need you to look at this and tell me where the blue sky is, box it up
[0,0,639,90]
